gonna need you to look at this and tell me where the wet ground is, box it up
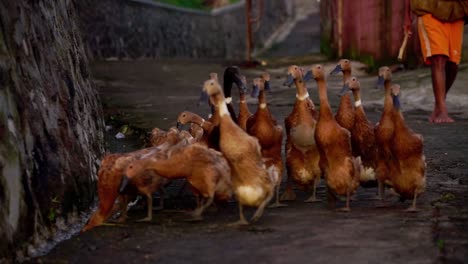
[31,57,468,263]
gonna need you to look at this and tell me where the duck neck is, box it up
[144,157,189,179]
[189,114,209,131]
[217,100,231,118]
[239,93,250,114]
[258,90,267,109]
[352,90,362,108]
[383,80,393,114]
[294,78,309,100]
[223,78,234,102]
[342,70,351,83]
[317,79,333,119]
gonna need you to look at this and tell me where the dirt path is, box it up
[34,60,468,263]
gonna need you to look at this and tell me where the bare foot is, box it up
[429,108,454,123]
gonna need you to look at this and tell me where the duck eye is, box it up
[345,60,349,63]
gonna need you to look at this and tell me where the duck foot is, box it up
[152,205,164,211]
[185,214,204,222]
[115,215,128,223]
[375,202,391,208]
[405,206,418,213]
[101,222,125,227]
[227,219,249,227]
[304,196,322,203]
[335,207,351,212]
[164,209,188,213]
[268,202,288,208]
[279,187,296,201]
[369,194,383,201]
[136,216,152,222]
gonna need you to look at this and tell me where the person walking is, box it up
[404,0,467,123]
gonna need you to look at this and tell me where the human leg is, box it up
[445,60,458,97]
[429,55,454,123]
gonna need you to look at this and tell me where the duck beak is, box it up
[197,90,209,106]
[251,84,260,98]
[235,75,247,93]
[119,176,129,193]
[264,81,271,92]
[303,70,314,81]
[339,83,351,96]
[392,94,401,109]
[330,64,343,75]
[376,76,385,89]
[283,74,294,87]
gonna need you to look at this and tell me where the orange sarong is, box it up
[417,14,465,65]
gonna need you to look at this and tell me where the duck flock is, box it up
[82,59,426,232]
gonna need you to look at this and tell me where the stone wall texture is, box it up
[0,0,104,259]
[77,0,290,60]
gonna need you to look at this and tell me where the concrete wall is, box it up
[0,0,104,260]
[77,0,290,60]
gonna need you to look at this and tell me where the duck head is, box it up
[340,76,360,95]
[223,66,247,98]
[377,66,392,89]
[198,73,219,105]
[251,78,262,98]
[284,65,303,87]
[176,111,190,129]
[303,64,326,82]
[202,78,224,104]
[261,72,271,92]
[330,59,351,75]
[239,75,248,96]
[391,84,401,109]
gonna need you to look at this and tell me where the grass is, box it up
[154,0,240,10]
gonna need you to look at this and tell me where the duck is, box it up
[304,64,361,211]
[176,111,216,148]
[281,65,322,203]
[237,75,252,131]
[82,129,192,231]
[389,84,426,211]
[202,78,274,225]
[82,147,167,231]
[246,73,285,207]
[374,66,397,200]
[340,77,378,187]
[223,66,247,124]
[122,143,233,220]
[147,127,181,148]
[330,59,355,132]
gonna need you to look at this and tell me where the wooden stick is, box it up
[398,32,409,61]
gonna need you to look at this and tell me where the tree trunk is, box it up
[0,0,104,260]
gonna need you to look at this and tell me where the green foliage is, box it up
[154,0,239,10]
[436,239,445,250]
[47,208,57,223]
